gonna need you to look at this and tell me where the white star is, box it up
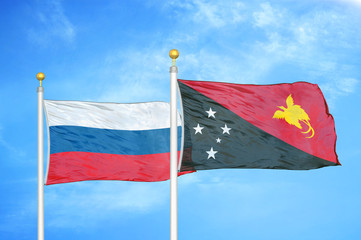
[206,107,216,118]
[193,123,204,134]
[216,138,222,143]
[206,147,218,159]
[221,124,231,134]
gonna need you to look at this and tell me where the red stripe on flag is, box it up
[46,151,192,185]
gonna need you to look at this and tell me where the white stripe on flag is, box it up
[44,100,181,130]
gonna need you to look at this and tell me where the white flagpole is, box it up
[169,49,179,240]
[37,72,45,240]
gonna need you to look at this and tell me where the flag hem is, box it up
[43,101,51,185]
[177,81,185,171]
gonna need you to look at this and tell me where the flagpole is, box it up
[37,72,45,240]
[169,49,179,240]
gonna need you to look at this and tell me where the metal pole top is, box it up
[36,72,45,87]
[169,49,179,66]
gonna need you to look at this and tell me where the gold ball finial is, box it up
[169,49,179,66]
[36,72,45,86]
[169,49,179,59]
[37,72,45,81]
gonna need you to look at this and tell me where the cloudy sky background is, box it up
[1,0,361,239]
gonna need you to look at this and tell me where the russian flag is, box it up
[44,100,184,185]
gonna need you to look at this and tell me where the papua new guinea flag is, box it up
[44,100,188,185]
[178,79,340,172]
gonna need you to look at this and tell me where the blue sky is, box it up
[1,0,361,239]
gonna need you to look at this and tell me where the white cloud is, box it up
[336,78,358,93]
[333,0,361,7]
[192,0,245,27]
[27,0,75,45]
[293,26,316,45]
[320,78,359,109]
[322,77,359,95]
[253,2,283,28]
[164,0,246,28]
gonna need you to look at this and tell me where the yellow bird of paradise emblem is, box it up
[273,94,314,138]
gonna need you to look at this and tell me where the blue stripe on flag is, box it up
[49,126,182,155]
